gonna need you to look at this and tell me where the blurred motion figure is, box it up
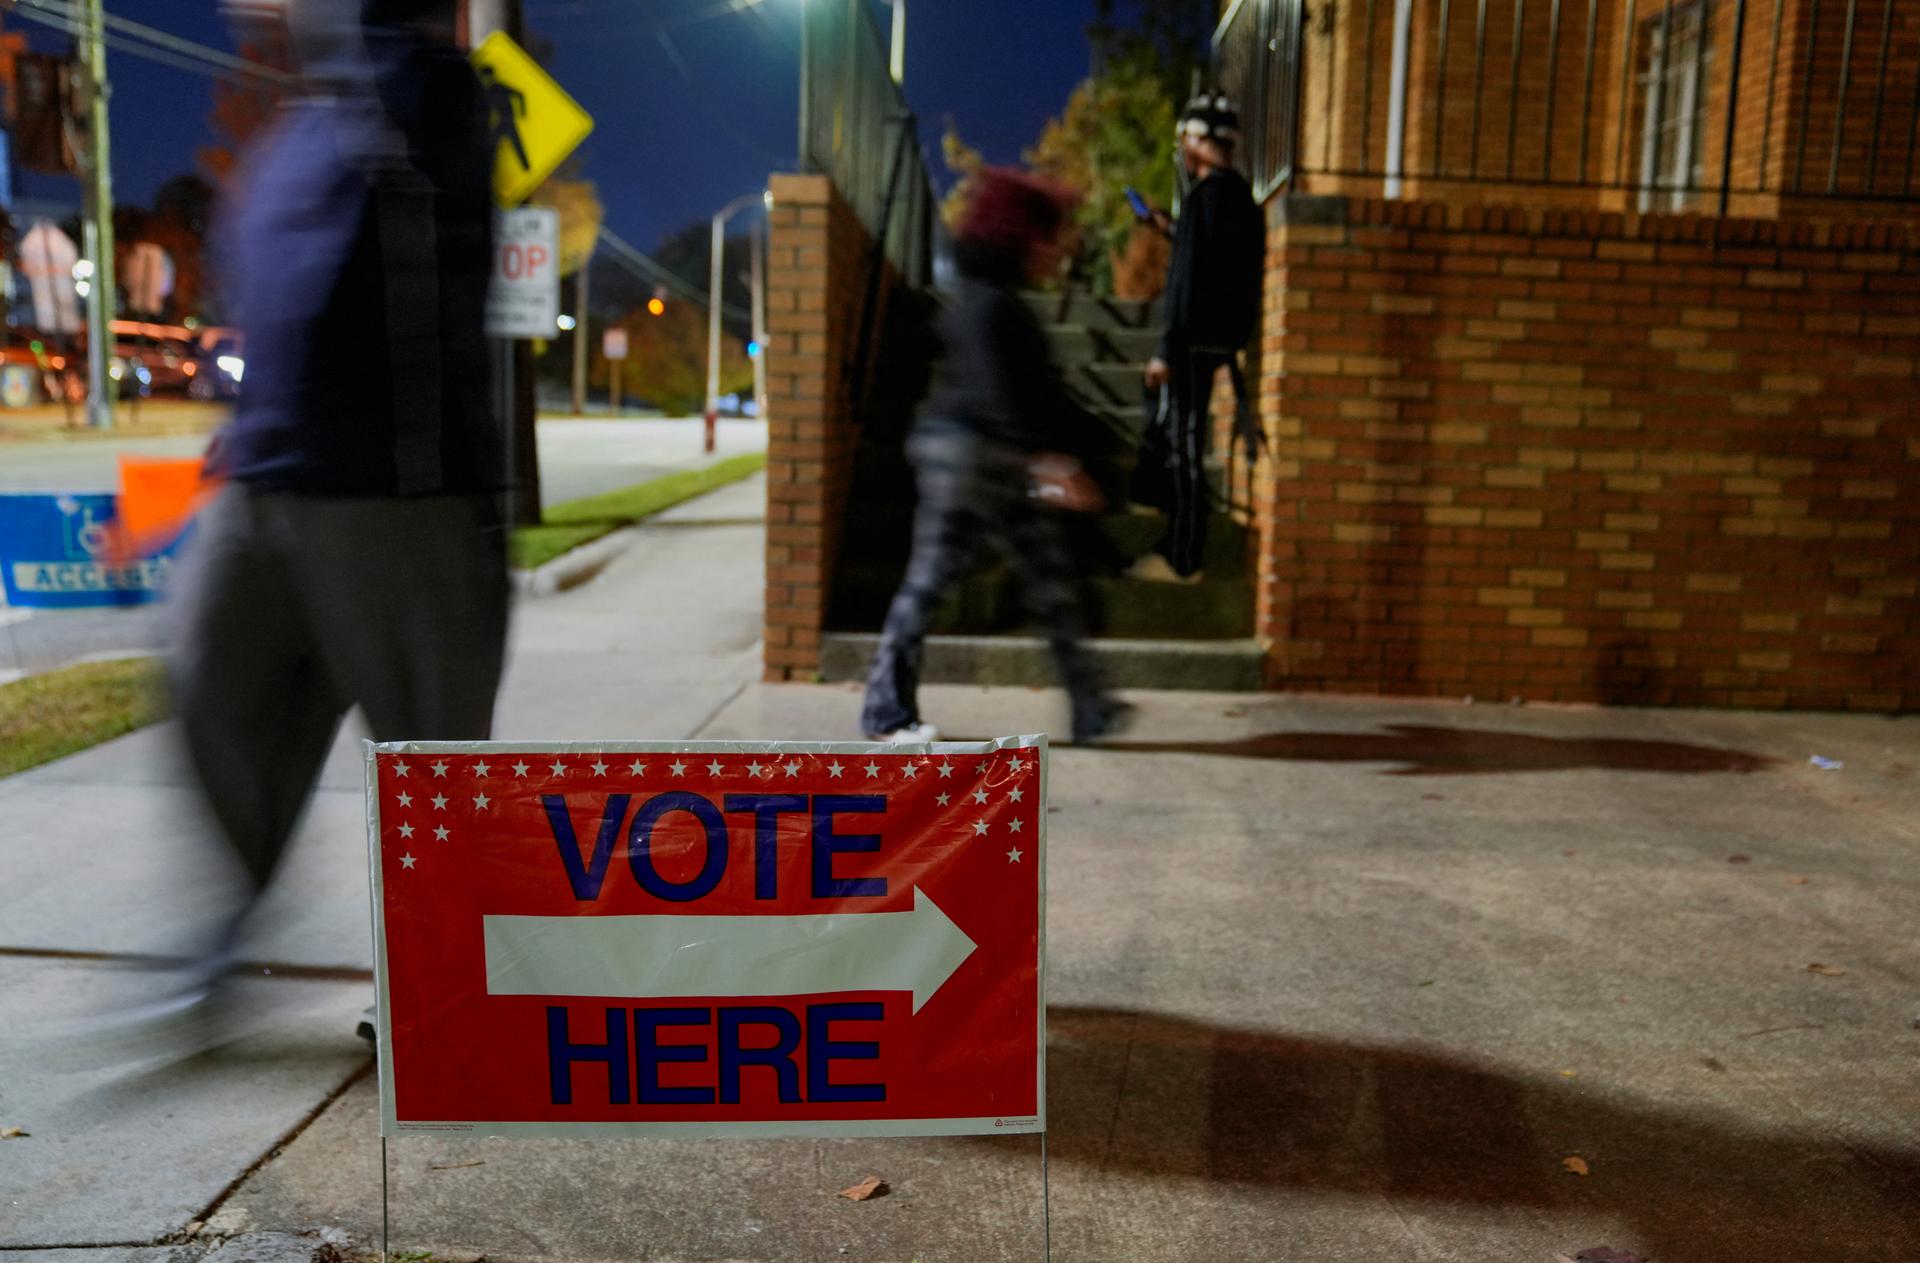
[862,169,1130,747]
[158,0,507,1037]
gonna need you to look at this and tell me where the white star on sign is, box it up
[747,761,765,778]
[827,761,845,778]
[864,762,881,778]
[903,762,920,778]
[592,760,609,776]
[669,759,688,776]
[1008,787,1024,803]
[392,762,410,777]
[431,794,449,811]
[1009,756,1026,773]
[400,853,417,869]
[936,792,952,806]
[937,761,954,778]
[431,761,449,778]
[396,792,412,808]
[784,760,802,778]
[512,761,530,777]
[434,825,450,842]
[1009,818,1024,833]
[473,761,491,777]
[549,761,568,776]
[398,823,414,839]
[474,793,491,811]
[706,759,725,776]
[973,820,989,837]
[629,761,648,776]
[1006,847,1024,863]
[978,760,991,773]
[972,787,989,805]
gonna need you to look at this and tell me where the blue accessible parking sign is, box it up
[0,494,189,609]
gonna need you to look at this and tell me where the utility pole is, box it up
[704,192,761,455]
[79,0,114,431]
[467,0,541,526]
[570,262,589,414]
[749,216,766,420]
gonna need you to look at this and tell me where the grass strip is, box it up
[0,657,168,778]
[508,451,766,571]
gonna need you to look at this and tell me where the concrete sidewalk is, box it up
[2,471,1917,1262]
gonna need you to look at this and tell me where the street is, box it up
[0,416,767,680]
[3,472,1917,1262]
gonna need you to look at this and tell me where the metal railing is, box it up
[1214,0,1307,201]
[1214,0,1920,212]
[799,0,935,286]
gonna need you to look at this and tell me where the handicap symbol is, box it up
[478,64,530,172]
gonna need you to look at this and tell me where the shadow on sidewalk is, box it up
[1042,1006,1920,1261]
[1103,724,1775,776]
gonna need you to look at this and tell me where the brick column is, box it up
[761,173,871,682]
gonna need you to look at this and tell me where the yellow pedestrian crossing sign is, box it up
[471,31,594,207]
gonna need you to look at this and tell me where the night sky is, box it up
[12,0,1104,261]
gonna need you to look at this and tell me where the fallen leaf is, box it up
[1222,707,1247,718]
[1422,793,1445,801]
[0,1127,27,1139]
[1785,875,1809,885]
[1561,1155,1590,1176]
[1727,853,1752,864]
[1700,1056,1727,1073]
[1807,962,1849,977]
[429,1160,486,1171]
[1574,1249,1646,1263]
[1559,1069,1578,1078]
[1418,979,1436,987]
[838,1175,888,1201]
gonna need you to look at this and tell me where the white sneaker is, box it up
[1125,553,1203,585]
[870,722,940,745]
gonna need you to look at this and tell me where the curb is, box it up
[511,522,646,598]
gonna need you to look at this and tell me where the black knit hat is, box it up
[1178,91,1241,149]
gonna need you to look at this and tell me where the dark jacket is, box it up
[1158,167,1265,363]
[213,20,502,497]
[921,261,1102,458]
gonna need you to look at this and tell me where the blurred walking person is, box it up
[862,169,1131,746]
[1128,91,1265,584]
[154,0,507,1040]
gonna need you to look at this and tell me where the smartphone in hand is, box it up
[1124,185,1152,221]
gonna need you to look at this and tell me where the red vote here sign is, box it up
[367,739,1046,1138]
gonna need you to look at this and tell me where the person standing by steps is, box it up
[862,169,1133,747]
[1128,91,1266,585]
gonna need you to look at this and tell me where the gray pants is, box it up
[861,426,1112,739]
[169,485,508,893]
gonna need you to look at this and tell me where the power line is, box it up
[597,226,752,325]
[9,0,293,86]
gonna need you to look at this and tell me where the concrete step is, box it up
[1022,290,1162,331]
[1045,324,1161,367]
[820,632,1266,691]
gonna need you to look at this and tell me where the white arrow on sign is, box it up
[482,887,978,1014]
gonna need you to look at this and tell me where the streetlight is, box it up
[705,191,767,455]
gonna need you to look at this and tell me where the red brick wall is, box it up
[1290,0,1920,217]
[1256,195,1919,711]
[762,173,872,682]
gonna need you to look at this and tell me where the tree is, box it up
[1025,57,1178,295]
[1089,0,1213,99]
[938,120,986,233]
[532,176,604,277]
[600,299,752,416]
[198,36,290,184]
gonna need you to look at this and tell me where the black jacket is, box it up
[1158,168,1265,362]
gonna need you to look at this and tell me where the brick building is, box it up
[761,0,1917,714]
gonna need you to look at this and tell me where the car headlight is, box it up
[108,361,123,381]
[216,355,244,382]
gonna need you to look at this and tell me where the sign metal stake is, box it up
[380,1136,390,1262]
[1041,1131,1053,1262]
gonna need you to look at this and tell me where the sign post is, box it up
[366,738,1046,1140]
[602,326,627,415]
[485,207,561,339]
